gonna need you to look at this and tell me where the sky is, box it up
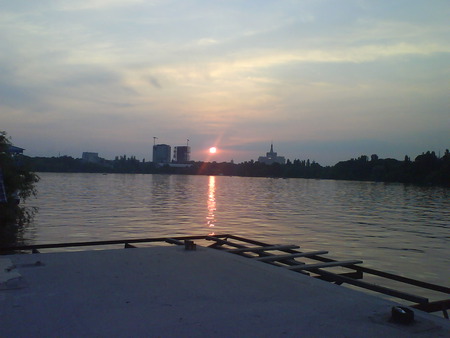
[1,0,449,165]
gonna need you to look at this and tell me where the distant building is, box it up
[258,143,286,165]
[153,144,171,163]
[82,152,100,163]
[173,146,190,163]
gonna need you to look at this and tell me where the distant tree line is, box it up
[22,150,450,187]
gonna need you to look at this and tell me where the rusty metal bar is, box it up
[287,260,363,271]
[278,246,450,295]
[226,244,300,253]
[206,236,247,249]
[225,234,274,247]
[308,269,429,304]
[254,251,329,262]
[0,234,231,253]
[411,299,450,316]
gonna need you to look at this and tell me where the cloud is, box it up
[57,0,146,11]
[2,0,449,164]
[196,38,218,46]
[148,76,162,89]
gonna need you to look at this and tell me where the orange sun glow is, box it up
[209,147,217,154]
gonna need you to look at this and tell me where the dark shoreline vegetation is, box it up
[0,132,39,246]
[26,150,450,187]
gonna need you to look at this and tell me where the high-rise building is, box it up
[153,144,171,163]
[82,152,100,163]
[257,143,286,165]
[173,146,190,163]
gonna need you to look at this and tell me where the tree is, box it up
[0,132,39,234]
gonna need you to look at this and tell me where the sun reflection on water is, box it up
[207,176,216,236]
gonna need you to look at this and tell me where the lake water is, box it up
[24,172,449,294]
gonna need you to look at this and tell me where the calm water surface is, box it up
[25,173,449,291]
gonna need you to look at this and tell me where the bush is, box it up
[0,132,39,234]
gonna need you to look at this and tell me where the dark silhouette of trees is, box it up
[0,132,39,245]
[408,150,449,186]
[22,149,450,187]
[326,151,449,186]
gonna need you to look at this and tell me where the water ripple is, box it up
[25,173,449,289]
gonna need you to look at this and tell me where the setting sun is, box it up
[209,147,217,154]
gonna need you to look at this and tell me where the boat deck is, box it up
[1,235,449,337]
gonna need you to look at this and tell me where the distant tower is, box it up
[257,143,286,164]
[173,146,191,163]
[153,144,171,163]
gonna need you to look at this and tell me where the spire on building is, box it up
[257,142,286,165]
